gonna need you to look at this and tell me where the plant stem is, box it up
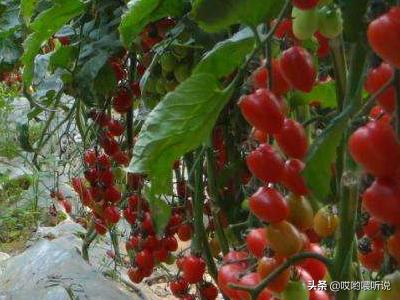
[109,228,122,264]
[82,224,97,262]
[206,147,229,255]
[229,252,333,299]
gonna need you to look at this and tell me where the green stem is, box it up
[109,228,122,264]
[82,224,97,262]
[206,147,229,255]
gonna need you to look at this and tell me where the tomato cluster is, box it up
[50,189,72,214]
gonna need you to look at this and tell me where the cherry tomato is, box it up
[239,88,285,134]
[292,7,319,40]
[368,7,400,69]
[282,280,309,300]
[358,238,384,271]
[246,144,285,183]
[274,118,308,159]
[249,187,289,223]
[364,63,395,114]
[251,60,291,96]
[246,228,268,258]
[313,207,338,238]
[363,216,381,239]
[292,0,319,10]
[287,194,314,231]
[257,256,290,293]
[348,121,400,178]
[282,159,309,196]
[181,255,206,284]
[298,243,327,281]
[217,264,243,299]
[280,46,316,93]
[318,5,343,39]
[310,290,330,300]
[362,178,400,225]
[266,221,303,256]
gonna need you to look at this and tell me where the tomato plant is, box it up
[3,0,400,299]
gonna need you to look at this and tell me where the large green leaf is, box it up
[21,0,85,85]
[129,73,232,194]
[303,108,352,200]
[144,186,172,235]
[119,0,184,47]
[20,0,38,25]
[290,81,337,108]
[191,0,285,32]
[0,0,21,39]
[194,27,255,78]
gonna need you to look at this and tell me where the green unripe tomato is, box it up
[358,290,380,300]
[156,78,166,94]
[241,198,250,211]
[160,52,177,72]
[292,7,319,40]
[381,271,400,300]
[174,64,191,83]
[282,281,309,300]
[318,5,343,39]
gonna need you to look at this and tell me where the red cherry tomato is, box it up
[217,264,243,299]
[237,272,273,300]
[282,159,309,196]
[279,46,316,93]
[246,144,285,183]
[348,121,400,177]
[246,228,268,258]
[368,7,400,69]
[298,243,327,282]
[364,63,395,114]
[249,187,289,223]
[239,88,285,134]
[358,239,384,271]
[292,0,319,10]
[257,256,290,293]
[274,118,308,159]
[362,178,400,225]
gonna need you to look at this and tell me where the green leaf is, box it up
[20,0,38,25]
[17,123,34,152]
[50,45,77,71]
[194,27,255,78]
[303,108,351,200]
[129,73,232,194]
[93,62,117,97]
[21,0,85,86]
[119,0,184,47]
[290,81,337,108]
[144,186,172,235]
[0,1,21,39]
[191,0,285,32]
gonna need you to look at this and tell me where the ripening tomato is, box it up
[387,230,400,263]
[292,0,319,10]
[292,7,319,40]
[251,60,291,96]
[280,46,316,93]
[362,178,400,225]
[315,31,330,58]
[298,243,327,281]
[274,118,308,159]
[313,207,338,238]
[104,206,121,224]
[257,256,290,293]
[249,187,289,223]
[217,264,243,299]
[364,63,395,114]
[239,88,285,134]
[274,18,295,39]
[246,228,268,258]
[282,159,309,196]
[363,216,381,239]
[309,290,330,300]
[246,144,285,183]
[348,121,400,178]
[113,89,133,113]
[368,7,400,69]
[223,251,249,269]
[251,128,269,144]
[282,280,309,300]
[181,255,206,284]
[287,194,314,231]
[237,272,273,300]
[266,221,303,256]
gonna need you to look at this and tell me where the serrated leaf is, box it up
[119,0,184,47]
[290,81,337,108]
[144,186,172,235]
[21,0,85,85]
[191,0,285,32]
[129,73,232,194]
[20,0,38,25]
[194,27,255,78]
[303,109,351,200]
